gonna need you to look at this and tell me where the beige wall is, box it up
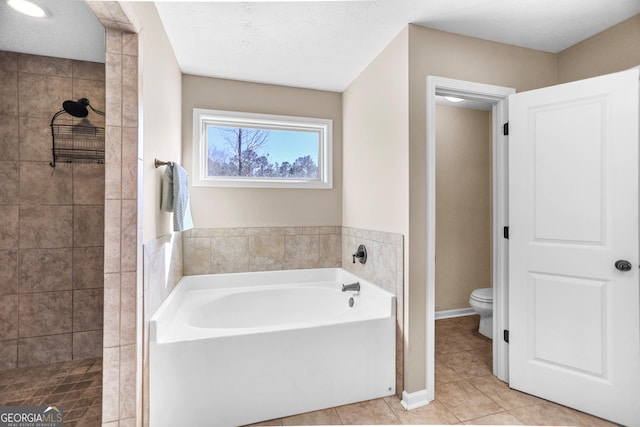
[558,14,640,83]
[342,27,409,234]
[131,2,182,243]
[435,105,492,312]
[404,24,558,393]
[182,75,342,228]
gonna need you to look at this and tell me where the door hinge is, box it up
[503,122,509,136]
[503,226,509,239]
[504,330,510,343]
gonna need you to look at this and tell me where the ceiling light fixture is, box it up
[6,0,51,18]
[148,0,370,2]
[444,96,465,103]
[134,0,372,2]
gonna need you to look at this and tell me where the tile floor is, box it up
[0,357,102,427]
[247,315,619,426]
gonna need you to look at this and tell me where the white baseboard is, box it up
[400,389,430,410]
[434,307,475,320]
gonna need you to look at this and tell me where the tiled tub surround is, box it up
[182,226,342,275]
[342,227,404,397]
[143,233,183,326]
[142,232,183,427]
[0,51,105,370]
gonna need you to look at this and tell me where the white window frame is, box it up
[192,108,333,189]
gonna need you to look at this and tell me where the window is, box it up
[193,109,333,189]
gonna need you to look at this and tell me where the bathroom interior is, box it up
[435,99,493,332]
[0,0,639,426]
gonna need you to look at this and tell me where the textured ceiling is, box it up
[155,0,640,92]
[0,0,105,63]
[2,0,637,91]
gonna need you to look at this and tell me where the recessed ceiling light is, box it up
[146,0,371,2]
[6,0,51,18]
[444,96,465,103]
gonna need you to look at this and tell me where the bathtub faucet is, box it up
[342,282,360,292]
[352,244,367,264]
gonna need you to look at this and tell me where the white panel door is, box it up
[509,69,640,426]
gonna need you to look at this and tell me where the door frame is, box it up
[425,76,515,401]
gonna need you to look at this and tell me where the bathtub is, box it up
[149,268,396,427]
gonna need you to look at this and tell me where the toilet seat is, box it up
[470,288,493,303]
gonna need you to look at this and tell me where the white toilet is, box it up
[469,288,493,339]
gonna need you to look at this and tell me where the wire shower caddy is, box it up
[50,98,105,167]
[49,124,105,167]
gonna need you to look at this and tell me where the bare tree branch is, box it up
[217,127,270,175]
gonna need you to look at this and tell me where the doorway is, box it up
[426,76,514,401]
[426,70,640,426]
[434,96,493,321]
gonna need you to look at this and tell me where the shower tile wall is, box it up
[93,20,140,427]
[0,51,105,370]
[83,3,142,425]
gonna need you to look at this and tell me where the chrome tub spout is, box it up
[342,282,360,292]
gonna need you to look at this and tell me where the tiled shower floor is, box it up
[0,357,102,427]
[247,316,619,426]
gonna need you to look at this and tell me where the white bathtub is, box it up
[149,268,396,427]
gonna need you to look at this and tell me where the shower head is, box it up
[62,98,105,117]
[62,99,89,118]
[51,98,105,125]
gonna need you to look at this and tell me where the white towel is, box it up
[161,162,194,232]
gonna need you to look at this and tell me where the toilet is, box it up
[469,288,493,339]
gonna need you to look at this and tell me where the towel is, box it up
[160,162,174,213]
[161,162,194,232]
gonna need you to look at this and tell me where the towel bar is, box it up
[155,159,172,168]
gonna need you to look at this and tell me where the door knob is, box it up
[614,260,632,271]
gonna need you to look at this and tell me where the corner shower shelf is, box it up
[50,123,105,167]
